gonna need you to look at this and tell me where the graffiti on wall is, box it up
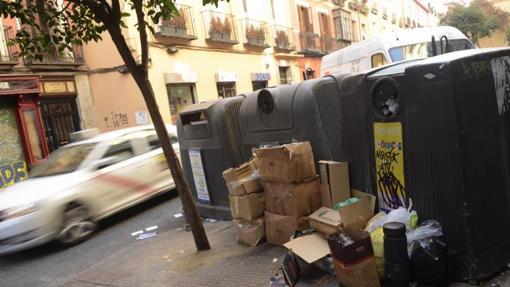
[491,56,510,115]
[104,111,129,128]
[0,162,27,189]
[373,122,407,211]
[0,104,27,190]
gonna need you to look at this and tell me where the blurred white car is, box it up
[0,125,179,255]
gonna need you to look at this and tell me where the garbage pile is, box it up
[223,141,448,287]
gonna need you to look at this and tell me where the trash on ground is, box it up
[136,232,157,240]
[173,213,183,218]
[145,225,158,232]
[131,230,144,237]
[205,218,217,223]
[272,258,278,263]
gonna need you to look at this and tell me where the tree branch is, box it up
[133,0,148,73]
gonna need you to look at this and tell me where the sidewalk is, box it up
[57,219,508,287]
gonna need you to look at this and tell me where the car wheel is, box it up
[56,203,96,246]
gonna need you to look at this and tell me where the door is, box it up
[40,98,81,152]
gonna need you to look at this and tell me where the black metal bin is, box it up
[339,48,510,280]
[177,96,248,220]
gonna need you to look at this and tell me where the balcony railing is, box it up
[0,26,18,64]
[240,18,270,48]
[21,28,84,66]
[299,32,322,54]
[321,36,339,54]
[157,5,197,40]
[273,26,295,51]
[202,10,238,45]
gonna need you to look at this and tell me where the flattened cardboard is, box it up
[253,142,316,183]
[233,217,265,247]
[263,177,321,217]
[229,192,265,220]
[333,257,380,287]
[308,207,343,235]
[319,161,350,208]
[338,191,376,230]
[265,211,309,246]
[223,160,263,196]
[284,234,331,263]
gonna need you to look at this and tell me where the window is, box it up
[333,9,352,41]
[216,82,237,98]
[167,84,196,124]
[103,140,134,164]
[318,12,331,37]
[252,81,268,91]
[371,53,388,68]
[388,39,474,62]
[279,66,291,84]
[30,144,95,177]
[298,5,313,32]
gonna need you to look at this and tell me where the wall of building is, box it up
[479,0,510,48]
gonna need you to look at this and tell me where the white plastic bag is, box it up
[386,204,418,231]
[406,220,443,256]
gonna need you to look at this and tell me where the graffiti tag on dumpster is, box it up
[0,161,27,190]
[373,122,407,211]
[491,56,510,115]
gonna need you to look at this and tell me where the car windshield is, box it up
[30,143,96,177]
[388,39,474,62]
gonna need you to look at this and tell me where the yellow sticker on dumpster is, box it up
[373,122,407,211]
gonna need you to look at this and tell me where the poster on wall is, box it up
[0,104,28,190]
[189,149,211,202]
[135,111,150,125]
[373,122,407,211]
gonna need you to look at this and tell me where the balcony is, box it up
[299,32,322,55]
[21,28,83,66]
[156,5,197,41]
[321,36,339,54]
[273,26,296,51]
[241,19,270,48]
[348,1,358,11]
[202,10,238,45]
[0,26,18,66]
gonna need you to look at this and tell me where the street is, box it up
[0,191,185,287]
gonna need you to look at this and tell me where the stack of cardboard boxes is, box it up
[253,142,322,246]
[223,160,266,246]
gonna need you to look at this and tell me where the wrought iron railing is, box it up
[273,25,295,51]
[21,27,84,65]
[0,26,18,63]
[299,32,322,54]
[321,36,339,54]
[202,10,238,44]
[240,18,270,48]
[157,5,197,40]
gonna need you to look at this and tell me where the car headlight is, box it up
[0,203,36,221]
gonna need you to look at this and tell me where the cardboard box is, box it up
[223,160,263,196]
[319,161,350,208]
[229,192,265,220]
[284,233,331,263]
[253,142,316,183]
[338,190,376,230]
[233,217,265,247]
[265,211,309,246]
[263,177,321,217]
[328,228,380,287]
[308,207,343,236]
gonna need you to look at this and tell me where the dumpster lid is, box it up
[179,100,219,115]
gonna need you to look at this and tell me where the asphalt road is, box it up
[0,191,185,287]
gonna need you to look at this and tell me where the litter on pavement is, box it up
[136,232,157,240]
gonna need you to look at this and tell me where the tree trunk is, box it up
[107,27,210,251]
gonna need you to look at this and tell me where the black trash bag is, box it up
[410,236,448,286]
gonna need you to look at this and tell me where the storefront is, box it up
[165,72,198,124]
[215,71,238,98]
[251,72,270,91]
[39,77,82,151]
[0,76,49,189]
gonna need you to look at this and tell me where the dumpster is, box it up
[177,96,248,220]
[239,74,348,165]
[340,48,510,280]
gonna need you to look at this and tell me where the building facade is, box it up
[0,16,96,189]
[478,0,510,48]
